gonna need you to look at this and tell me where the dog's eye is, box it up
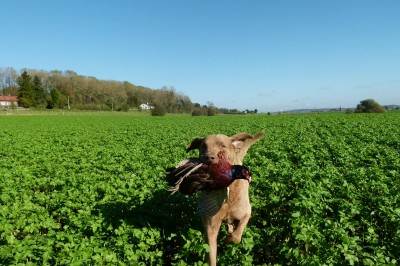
[221,144,226,148]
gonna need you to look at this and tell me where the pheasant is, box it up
[166,153,251,195]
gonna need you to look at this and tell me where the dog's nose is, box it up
[203,154,218,164]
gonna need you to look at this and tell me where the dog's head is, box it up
[186,131,264,165]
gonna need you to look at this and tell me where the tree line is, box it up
[0,67,200,114]
[4,67,387,115]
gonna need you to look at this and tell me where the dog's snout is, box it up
[202,154,219,164]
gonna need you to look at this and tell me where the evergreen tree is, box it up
[32,75,46,106]
[47,88,60,109]
[17,71,34,108]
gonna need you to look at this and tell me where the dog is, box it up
[186,131,264,265]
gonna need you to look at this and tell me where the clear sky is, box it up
[1,0,399,111]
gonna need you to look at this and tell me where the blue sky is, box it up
[1,0,399,111]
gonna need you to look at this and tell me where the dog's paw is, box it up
[223,235,241,244]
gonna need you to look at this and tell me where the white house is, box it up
[0,95,18,107]
[139,103,154,110]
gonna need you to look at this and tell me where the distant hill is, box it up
[283,107,349,114]
[283,105,399,114]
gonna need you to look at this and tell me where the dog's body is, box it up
[186,131,264,265]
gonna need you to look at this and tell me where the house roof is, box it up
[0,95,18,101]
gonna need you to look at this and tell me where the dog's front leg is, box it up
[202,216,222,266]
[224,212,251,243]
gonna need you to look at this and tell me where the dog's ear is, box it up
[186,137,203,152]
[252,130,265,141]
[230,133,254,148]
[231,131,264,141]
[230,131,265,162]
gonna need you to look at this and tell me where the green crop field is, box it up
[1,112,399,265]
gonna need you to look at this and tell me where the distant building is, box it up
[0,95,18,107]
[139,103,154,110]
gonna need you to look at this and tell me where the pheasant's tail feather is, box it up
[166,159,200,184]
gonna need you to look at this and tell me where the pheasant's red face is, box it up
[242,168,252,183]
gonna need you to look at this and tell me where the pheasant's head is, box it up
[231,165,252,182]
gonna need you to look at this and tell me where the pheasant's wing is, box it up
[197,189,228,217]
[166,158,212,194]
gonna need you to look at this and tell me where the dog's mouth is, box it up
[201,159,217,166]
[201,151,228,165]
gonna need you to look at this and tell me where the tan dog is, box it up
[186,131,264,266]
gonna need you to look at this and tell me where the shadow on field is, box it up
[95,190,202,235]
